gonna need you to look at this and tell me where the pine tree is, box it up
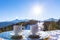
[57,19,60,25]
[57,19,60,29]
[48,21,58,31]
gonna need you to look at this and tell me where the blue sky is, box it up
[0,0,60,22]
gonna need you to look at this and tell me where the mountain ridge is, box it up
[44,18,58,22]
[0,19,29,28]
[0,18,59,28]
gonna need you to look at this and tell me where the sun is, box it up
[32,5,43,16]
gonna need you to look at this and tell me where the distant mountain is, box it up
[0,18,58,28]
[0,22,13,28]
[10,19,20,23]
[0,19,29,28]
[44,18,58,22]
[11,19,29,23]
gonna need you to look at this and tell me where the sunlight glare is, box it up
[32,5,43,16]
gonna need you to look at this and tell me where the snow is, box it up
[58,38,60,40]
[0,30,60,40]
[0,38,5,40]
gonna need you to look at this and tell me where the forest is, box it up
[0,19,60,33]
